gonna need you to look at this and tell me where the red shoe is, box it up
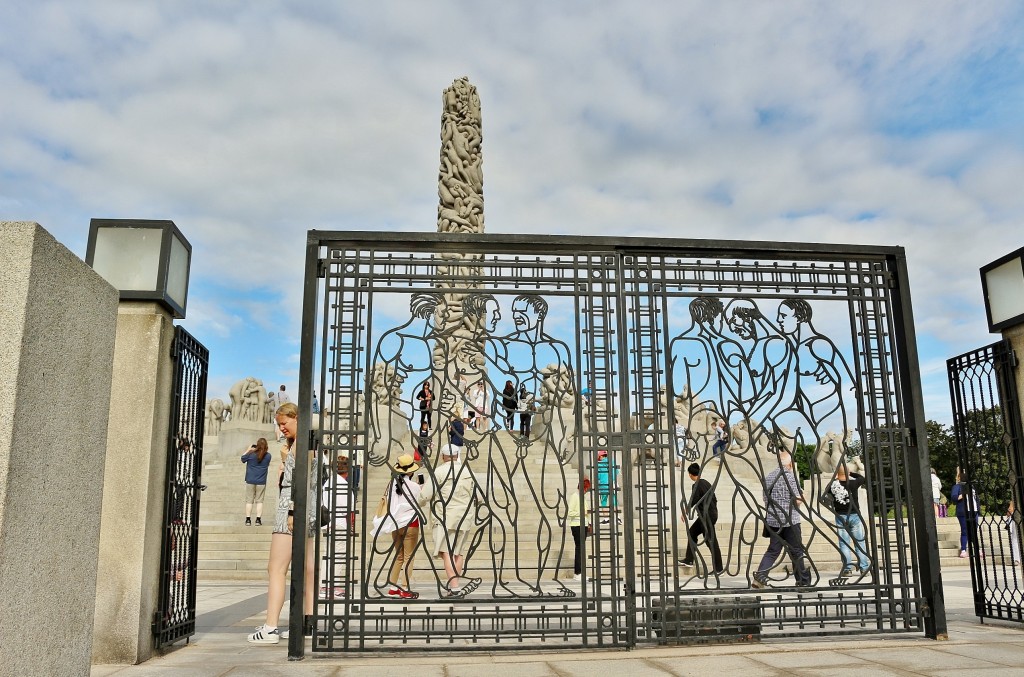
[399,589,419,599]
[387,587,402,597]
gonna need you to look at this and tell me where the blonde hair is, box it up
[275,402,299,443]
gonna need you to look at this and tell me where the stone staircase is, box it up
[195,433,978,582]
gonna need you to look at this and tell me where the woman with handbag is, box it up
[373,453,426,599]
[248,403,317,645]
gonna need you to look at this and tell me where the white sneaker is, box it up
[247,625,280,644]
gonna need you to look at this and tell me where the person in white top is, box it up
[930,468,942,517]
[320,455,350,599]
[373,454,426,599]
[421,445,482,597]
[472,382,488,432]
[567,478,592,581]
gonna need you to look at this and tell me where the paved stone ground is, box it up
[92,569,1024,676]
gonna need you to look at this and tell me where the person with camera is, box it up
[241,438,272,526]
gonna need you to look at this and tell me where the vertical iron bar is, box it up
[890,252,947,639]
[289,234,323,659]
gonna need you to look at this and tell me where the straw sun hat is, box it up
[392,453,421,475]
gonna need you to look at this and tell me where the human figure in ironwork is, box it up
[773,298,856,455]
[670,297,727,417]
[454,292,573,596]
[369,292,451,465]
[669,297,749,461]
[723,298,793,429]
[497,294,575,595]
[435,292,531,595]
[420,444,484,597]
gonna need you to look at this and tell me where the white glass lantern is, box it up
[86,219,192,319]
[981,246,1024,333]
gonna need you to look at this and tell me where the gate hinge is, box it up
[309,429,318,450]
[884,263,898,289]
[904,427,917,448]
[316,258,327,279]
[920,600,932,618]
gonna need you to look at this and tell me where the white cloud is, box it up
[1,1,1023,414]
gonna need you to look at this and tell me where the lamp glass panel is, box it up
[92,227,161,292]
[166,234,190,309]
[986,257,1024,325]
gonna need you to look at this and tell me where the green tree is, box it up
[924,420,959,502]
[942,408,1016,515]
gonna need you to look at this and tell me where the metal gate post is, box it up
[891,253,947,639]
[287,235,323,660]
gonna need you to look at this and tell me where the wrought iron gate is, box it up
[947,340,1024,622]
[290,232,945,657]
[153,325,210,648]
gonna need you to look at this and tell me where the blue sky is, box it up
[2,1,1023,424]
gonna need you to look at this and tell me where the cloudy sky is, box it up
[2,1,1022,422]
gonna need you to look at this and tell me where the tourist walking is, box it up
[951,468,979,558]
[373,454,425,599]
[679,463,723,575]
[248,403,317,645]
[752,451,810,588]
[567,478,592,581]
[422,445,482,596]
[501,380,517,430]
[416,382,434,428]
[241,438,272,526]
[824,463,870,576]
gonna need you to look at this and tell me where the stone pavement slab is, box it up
[91,570,1024,676]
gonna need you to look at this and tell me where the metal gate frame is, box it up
[947,340,1024,622]
[289,231,946,658]
[153,325,210,648]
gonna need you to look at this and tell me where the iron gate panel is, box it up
[947,340,1024,622]
[293,233,944,655]
[153,325,209,648]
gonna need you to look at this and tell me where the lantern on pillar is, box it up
[85,219,192,319]
[981,246,1024,333]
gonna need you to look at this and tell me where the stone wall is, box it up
[0,221,118,677]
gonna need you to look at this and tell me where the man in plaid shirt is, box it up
[752,451,811,588]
